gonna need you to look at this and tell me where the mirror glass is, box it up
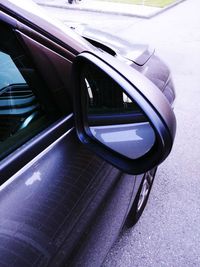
[82,63,156,159]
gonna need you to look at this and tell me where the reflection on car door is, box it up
[0,17,137,267]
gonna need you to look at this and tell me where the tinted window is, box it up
[0,23,61,159]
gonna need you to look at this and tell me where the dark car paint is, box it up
[0,0,93,54]
[0,1,175,266]
[74,26,155,66]
[0,3,140,266]
[0,118,139,267]
[0,125,137,266]
[73,26,175,105]
[0,1,175,104]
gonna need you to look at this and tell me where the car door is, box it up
[0,11,138,267]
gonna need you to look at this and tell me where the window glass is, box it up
[0,52,26,89]
[0,24,61,159]
[0,50,39,142]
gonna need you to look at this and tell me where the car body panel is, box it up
[73,25,155,66]
[0,0,175,105]
[0,0,176,266]
[0,125,136,266]
[71,26,175,104]
[0,0,94,54]
[0,4,139,266]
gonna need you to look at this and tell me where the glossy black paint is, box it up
[0,115,73,184]
[0,1,176,266]
[0,125,135,266]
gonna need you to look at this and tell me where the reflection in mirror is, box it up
[82,63,156,159]
[90,123,155,159]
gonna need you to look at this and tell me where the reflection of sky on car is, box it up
[90,122,155,159]
[0,52,25,90]
[92,127,143,142]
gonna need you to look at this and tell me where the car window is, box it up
[0,52,26,89]
[0,23,61,160]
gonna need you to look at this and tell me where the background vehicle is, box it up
[0,0,176,266]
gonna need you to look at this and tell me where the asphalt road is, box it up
[41,1,200,266]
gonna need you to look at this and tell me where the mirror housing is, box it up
[72,51,176,174]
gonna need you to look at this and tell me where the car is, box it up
[0,0,176,266]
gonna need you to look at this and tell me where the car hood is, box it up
[73,26,155,66]
[73,25,175,105]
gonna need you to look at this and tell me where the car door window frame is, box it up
[0,19,73,184]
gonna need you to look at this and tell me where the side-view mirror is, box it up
[72,51,176,174]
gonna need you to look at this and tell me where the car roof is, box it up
[0,0,93,54]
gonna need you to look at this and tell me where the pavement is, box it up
[34,0,186,18]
